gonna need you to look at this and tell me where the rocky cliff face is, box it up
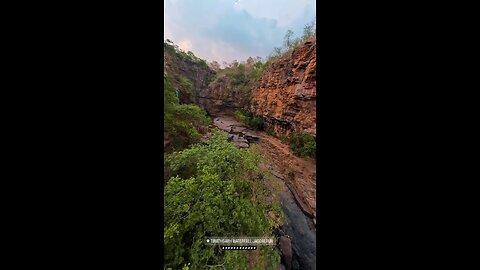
[164,38,316,137]
[198,73,251,116]
[250,38,316,138]
[164,43,216,106]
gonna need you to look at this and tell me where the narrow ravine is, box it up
[204,113,316,270]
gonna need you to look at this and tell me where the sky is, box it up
[164,0,316,66]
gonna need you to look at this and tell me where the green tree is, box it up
[164,130,282,269]
[287,131,316,159]
[283,29,294,49]
[208,61,220,71]
[179,75,193,97]
[164,74,211,151]
[302,18,316,39]
[273,47,282,56]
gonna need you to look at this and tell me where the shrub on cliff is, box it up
[249,117,264,130]
[234,110,247,122]
[164,74,211,151]
[164,40,211,68]
[288,132,316,159]
[215,58,266,101]
[179,75,193,91]
[265,17,316,63]
[234,111,264,130]
[164,130,282,269]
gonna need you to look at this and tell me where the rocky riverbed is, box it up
[205,114,316,270]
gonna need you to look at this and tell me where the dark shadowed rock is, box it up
[273,227,286,237]
[292,256,300,270]
[280,190,316,270]
[279,236,292,270]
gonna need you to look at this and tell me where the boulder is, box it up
[236,142,249,148]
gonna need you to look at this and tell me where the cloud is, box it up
[205,9,282,55]
[164,0,315,64]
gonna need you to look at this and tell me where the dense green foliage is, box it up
[234,111,264,130]
[179,75,193,91]
[266,129,316,159]
[165,39,208,68]
[164,74,211,151]
[210,57,268,109]
[164,130,282,269]
[287,131,316,159]
[176,75,193,100]
[234,110,249,122]
[249,117,264,130]
[226,61,267,85]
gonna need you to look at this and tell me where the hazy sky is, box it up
[164,0,316,65]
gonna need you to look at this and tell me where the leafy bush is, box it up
[250,67,264,81]
[302,17,316,39]
[172,104,211,128]
[179,76,193,92]
[164,74,211,151]
[169,121,201,150]
[212,58,266,106]
[266,127,275,136]
[287,132,316,159]
[264,18,316,64]
[164,130,282,269]
[234,111,264,130]
[198,59,208,68]
[164,40,211,68]
[234,110,247,122]
[248,117,264,130]
[164,75,179,109]
[166,105,211,151]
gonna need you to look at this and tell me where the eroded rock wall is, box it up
[197,74,250,116]
[164,43,216,106]
[250,38,316,138]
